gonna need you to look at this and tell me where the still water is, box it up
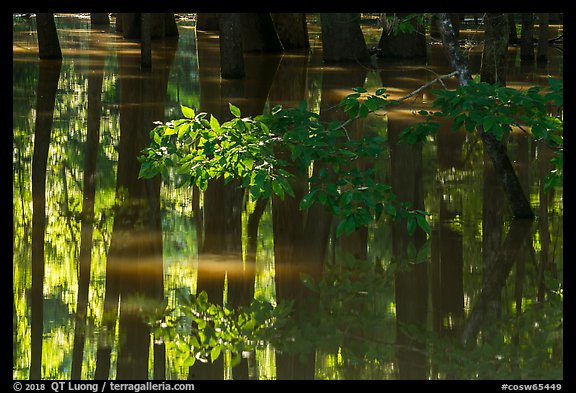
[13,14,563,380]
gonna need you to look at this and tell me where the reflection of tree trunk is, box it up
[461,219,532,345]
[71,44,104,379]
[388,117,428,380]
[95,37,177,380]
[192,33,281,380]
[30,58,62,380]
[36,13,62,60]
[431,199,464,341]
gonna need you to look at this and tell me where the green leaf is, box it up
[209,115,220,131]
[181,105,196,119]
[299,190,317,210]
[415,213,430,234]
[407,216,417,235]
[210,346,221,363]
[229,103,241,118]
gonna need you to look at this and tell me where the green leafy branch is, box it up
[139,93,432,237]
[399,77,563,190]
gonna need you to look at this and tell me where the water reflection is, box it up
[13,14,563,380]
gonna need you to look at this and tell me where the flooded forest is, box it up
[12,13,563,381]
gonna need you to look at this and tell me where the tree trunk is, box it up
[320,13,369,63]
[520,13,534,61]
[436,13,534,219]
[480,13,509,85]
[196,13,221,31]
[377,12,427,58]
[508,13,519,44]
[219,13,245,78]
[90,13,109,25]
[271,13,310,50]
[36,13,62,59]
[240,13,284,53]
[141,13,152,69]
[118,13,178,39]
[378,14,426,58]
[536,13,549,62]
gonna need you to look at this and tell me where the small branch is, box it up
[397,70,458,102]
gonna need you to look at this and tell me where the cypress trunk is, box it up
[36,13,62,59]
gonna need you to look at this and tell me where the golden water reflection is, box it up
[13,14,563,380]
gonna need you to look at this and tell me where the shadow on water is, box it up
[13,14,563,380]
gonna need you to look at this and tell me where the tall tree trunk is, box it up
[141,13,152,69]
[36,13,62,59]
[508,13,519,44]
[480,13,509,85]
[436,13,534,219]
[378,12,427,58]
[219,13,245,78]
[196,13,221,31]
[320,13,369,63]
[536,13,549,62]
[240,13,283,53]
[520,13,534,61]
[91,13,109,25]
[271,13,310,50]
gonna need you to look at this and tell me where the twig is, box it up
[396,70,458,102]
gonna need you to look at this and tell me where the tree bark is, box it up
[508,13,519,44]
[520,13,534,61]
[271,13,310,50]
[240,13,283,53]
[320,13,369,63]
[378,13,427,58]
[141,13,152,69]
[90,13,109,25]
[436,13,534,219]
[219,13,245,78]
[536,13,549,62]
[480,13,509,85]
[36,13,62,59]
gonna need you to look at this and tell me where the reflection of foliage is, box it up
[425,277,563,379]
[150,289,293,368]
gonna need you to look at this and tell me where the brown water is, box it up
[13,14,563,380]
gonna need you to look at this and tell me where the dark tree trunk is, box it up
[240,13,284,53]
[196,13,221,31]
[91,13,109,25]
[320,13,369,63]
[118,13,178,39]
[520,13,535,61]
[219,13,244,78]
[36,13,62,59]
[436,13,534,219]
[508,13,519,44]
[480,13,509,85]
[378,12,427,58]
[271,13,310,50]
[537,13,549,62]
[30,58,62,380]
[141,13,152,69]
